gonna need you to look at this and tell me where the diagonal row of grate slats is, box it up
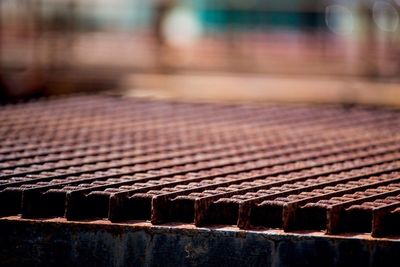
[1,95,400,237]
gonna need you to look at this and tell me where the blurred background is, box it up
[1,0,400,105]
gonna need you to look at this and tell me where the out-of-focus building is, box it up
[0,0,399,101]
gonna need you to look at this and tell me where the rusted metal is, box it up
[1,95,400,238]
[1,217,400,267]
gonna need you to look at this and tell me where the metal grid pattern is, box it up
[1,95,400,237]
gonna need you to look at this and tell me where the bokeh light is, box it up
[325,5,354,35]
[162,7,202,47]
[373,1,399,32]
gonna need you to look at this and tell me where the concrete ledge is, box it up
[1,217,399,267]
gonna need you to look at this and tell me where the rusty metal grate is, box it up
[1,95,400,237]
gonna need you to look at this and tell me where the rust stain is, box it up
[1,95,400,238]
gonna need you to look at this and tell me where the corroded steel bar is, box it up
[1,95,400,237]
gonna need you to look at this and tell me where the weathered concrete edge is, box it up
[0,218,399,267]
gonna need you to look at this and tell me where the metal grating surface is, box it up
[1,95,400,237]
